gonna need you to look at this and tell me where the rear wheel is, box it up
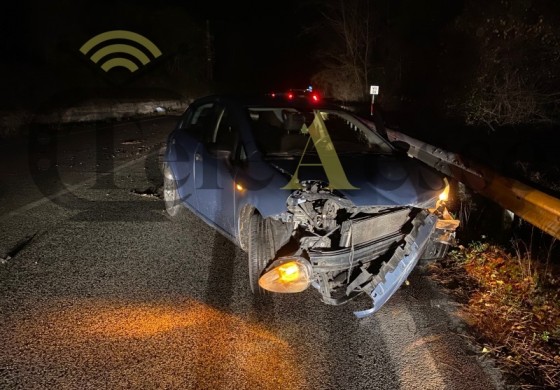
[248,213,274,295]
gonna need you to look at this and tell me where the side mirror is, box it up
[207,143,232,159]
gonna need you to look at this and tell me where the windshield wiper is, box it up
[264,150,317,158]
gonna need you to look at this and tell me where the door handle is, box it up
[195,153,202,161]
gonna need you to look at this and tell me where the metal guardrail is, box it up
[387,129,560,240]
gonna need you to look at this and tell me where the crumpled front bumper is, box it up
[306,207,459,317]
[353,211,438,318]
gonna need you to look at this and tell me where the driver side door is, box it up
[194,104,240,236]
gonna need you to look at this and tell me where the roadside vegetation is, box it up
[428,237,560,389]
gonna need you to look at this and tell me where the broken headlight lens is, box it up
[258,257,312,293]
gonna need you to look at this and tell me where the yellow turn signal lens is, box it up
[258,257,312,293]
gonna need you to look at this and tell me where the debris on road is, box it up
[0,231,44,264]
[130,185,163,199]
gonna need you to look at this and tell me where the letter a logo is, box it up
[282,111,358,190]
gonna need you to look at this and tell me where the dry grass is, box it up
[428,241,560,389]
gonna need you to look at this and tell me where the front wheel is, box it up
[248,213,274,295]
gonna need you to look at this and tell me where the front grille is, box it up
[339,208,411,247]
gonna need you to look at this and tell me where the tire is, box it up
[163,166,187,220]
[248,213,275,295]
[238,205,255,252]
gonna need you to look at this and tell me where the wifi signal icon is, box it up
[80,30,162,73]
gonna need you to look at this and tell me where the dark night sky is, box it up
[0,0,321,105]
[198,1,319,91]
[0,0,479,107]
[2,0,560,125]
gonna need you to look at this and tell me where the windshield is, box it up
[247,107,392,157]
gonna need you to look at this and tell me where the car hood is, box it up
[266,153,444,207]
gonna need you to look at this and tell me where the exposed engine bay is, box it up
[263,180,459,314]
[280,181,411,250]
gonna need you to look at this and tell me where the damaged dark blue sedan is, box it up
[162,94,458,317]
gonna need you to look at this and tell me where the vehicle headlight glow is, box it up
[258,257,312,293]
[439,178,450,202]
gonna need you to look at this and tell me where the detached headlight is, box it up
[258,257,312,293]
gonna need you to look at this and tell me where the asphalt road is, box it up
[0,116,505,390]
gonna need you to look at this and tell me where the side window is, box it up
[213,108,239,153]
[181,103,216,141]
